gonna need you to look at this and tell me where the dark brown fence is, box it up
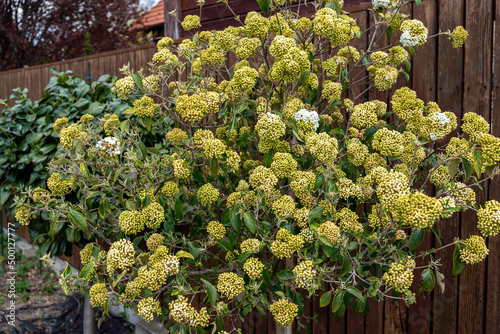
[1,0,499,333]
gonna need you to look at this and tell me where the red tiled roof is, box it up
[140,0,164,28]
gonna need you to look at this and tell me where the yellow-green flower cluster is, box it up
[305,132,338,165]
[336,177,361,200]
[391,87,424,121]
[197,183,219,206]
[80,243,94,265]
[169,296,210,327]
[236,38,261,59]
[293,260,317,290]
[207,220,226,240]
[146,233,165,251]
[293,207,310,228]
[59,124,81,149]
[137,297,161,322]
[209,26,242,51]
[374,66,399,91]
[448,182,476,211]
[106,239,135,274]
[372,128,404,157]
[394,192,442,229]
[119,210,143,235]
[89,283,108,308]
[476,133,500,166]
[317,221,341,245]
[322,56,346,78]
[346,138,369,166]
[271,153,298,178]
[272,195,296,217]
[226,151,241,172]
[80,114,94,123]
[376,170,410,211]
[114,76,135,100]
[134,265,166,291]
[231,65,259,94]
[269,47,310,83]
[173,159,192,181]
[399,19,428,47]
[338,46,361,62]
[133,96,156,117]
[152,48,178,64]
[176,92,219,123]
[430,165,451,189]
[240,238,261,253]
[350,102,379,129]
[388,46,408,66]
[143,74,159,92]
[477,200,500,237]
[157,37,173,50]
[295,17,312,31]
[15,206,32,226]
[451,26,468,48]
[249,166,278,193]
[203,138,226,159]
[322,81,343,103]
[368,205,391,229]
[245,12,269,39]
[177,39,196,57]
[270,36,296,58]
[336,208,363,233]
[271,228,304,259]
[255,113,286,151]
[47,173,73,196]
[459,235,489,264]
[290,171,316,202]
[161,181,179,198]
[218,272,245,299]
[53,117,69,134]
[141,202,164,229]
[270,299,298,328]
[382,261,414,293]
[243,257,265,280]
[103,114,119,135]
[181,15,201,31]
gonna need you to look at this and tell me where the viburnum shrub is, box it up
[15,0,500,332]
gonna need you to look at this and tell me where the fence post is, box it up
[164,0,181,39]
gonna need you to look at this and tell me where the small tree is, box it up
[16,0,500,332]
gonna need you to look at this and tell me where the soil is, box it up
[0,253,134,334]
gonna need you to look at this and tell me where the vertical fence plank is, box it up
[486,4,500,333]
[458,1,493,334]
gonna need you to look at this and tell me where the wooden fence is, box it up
[1,0,499,333]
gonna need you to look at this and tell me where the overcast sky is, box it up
[140,0,159,11]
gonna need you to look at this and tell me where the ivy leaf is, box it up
[409,228,424,251]
[257,0,271,14]
[201,278,217,305]
[320,290,332,307]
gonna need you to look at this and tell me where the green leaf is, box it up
[308,206,324,224]
[201,279,217,306]
[263,150,273,168]
[332,290,344,313]
[452,243,466,276]
[320,291,332,307]
[435,268,445,293]
[176,251,194,260]
[448,158,460,178]
[80,263,94,279]
[132,73,143,90]
[346,286,363,301]
[243,211,257,234]
[462,157,472,181]
[80,162,91,178]
[146,146,161,155]
[174,198,184,220]
[68,210,88,231]
[409,228,424,251]
[277,270,295,280]
[473,150,483,177]
[230,205,242,233]
[416,0,421,6]
[419,268,435,293]
[257,0,271,15]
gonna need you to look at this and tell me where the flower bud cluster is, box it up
[217,272,245,299]
[243,257,265,280]
[207,220,226,240]
[137,297,161,322]
[89,283,108,308]
[477,200,500,237]
[271,228,305,259]
[459,235,489,264]
[133,96,156,117]
[270,299,298,327]
[197,183,219,206]
[106,239,135,274]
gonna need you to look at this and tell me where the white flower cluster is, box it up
[434,112,450,126]
[373,0,399,11]
[96,137,121,156]
[294,109,320,130]
[400,29,420,47]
